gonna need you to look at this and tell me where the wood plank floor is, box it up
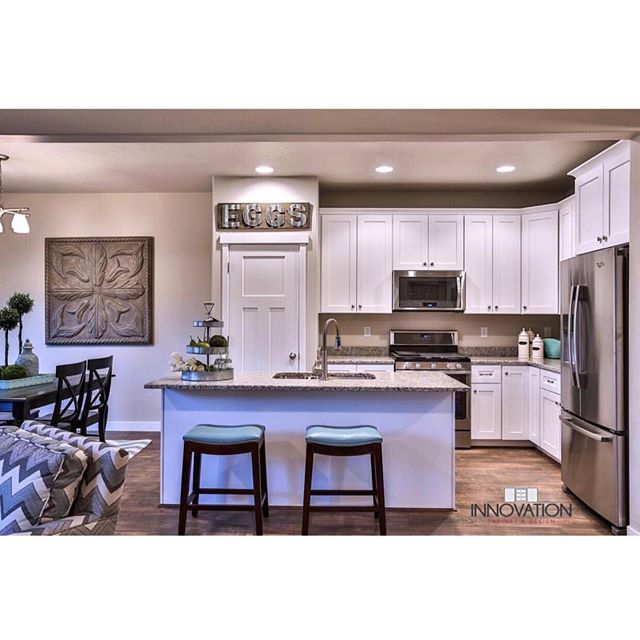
[115,432,611,535]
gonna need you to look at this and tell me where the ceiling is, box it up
[0,110,638,194]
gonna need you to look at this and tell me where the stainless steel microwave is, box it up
[393,270,466,311]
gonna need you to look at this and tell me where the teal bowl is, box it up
[543,338,561,359]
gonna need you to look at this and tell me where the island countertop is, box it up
[145,370,467,393]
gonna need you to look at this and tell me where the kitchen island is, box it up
[145,371,466,509]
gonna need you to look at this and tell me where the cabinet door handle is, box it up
[473,390,477,393]
[487,305,491,311]
[597,236,603,243]
[430,262,434,267]
[422,261,427,266]
[351,304,355,310]
[494,305,498,310]
[358,304,362,309]
[504,371,509,376]
[523,305,527,311]
[602,235,608,242]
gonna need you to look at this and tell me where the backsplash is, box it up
[318,312,560,349]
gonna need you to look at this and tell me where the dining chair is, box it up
[38,361,87,433]
[79,356,113,442]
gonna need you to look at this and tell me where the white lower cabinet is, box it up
[528,367,540,444]
[539,389,562,462]
[501,366,529,440]
[471,383,502,440]
[326,364,357,373]
[327,363,394,374]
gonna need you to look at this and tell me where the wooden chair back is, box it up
[50,361,87,429]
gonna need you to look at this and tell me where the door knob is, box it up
[289,352,297,360]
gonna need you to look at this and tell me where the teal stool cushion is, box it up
[183,424,265,445]
[305,425,382,447]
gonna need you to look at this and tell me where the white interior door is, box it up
[229,244,300,373]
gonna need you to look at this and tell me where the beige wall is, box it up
[319,312,560,348]
[319,188,571,209]
[0,192,212,429]
[211,177,320,368]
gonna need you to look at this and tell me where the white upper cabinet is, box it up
[356,215,393,313]
[428,215,464,270]
[321,213,392,314]
[393,213,463,270]
[321,214,358,313]
[570,141,630,255]
[501,366,529,440]
[603,145,631,247]
[492,215,521,314]
[392,215,429,269]
[521,208,558,314]
[464,215,493,314]
[559,197,575,261]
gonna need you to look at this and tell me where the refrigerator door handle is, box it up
[572,284,582,389]
[561,415,612,443]
[567,284,578,387]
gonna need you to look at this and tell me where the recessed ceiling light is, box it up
[496,165,516,173]
[375,165,394,174]
[255,165,274,175]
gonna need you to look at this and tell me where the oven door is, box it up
[446,372,471,448]
[393,270,465,311]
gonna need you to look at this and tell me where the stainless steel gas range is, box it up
[390,330,471,448]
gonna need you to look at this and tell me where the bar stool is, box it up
[178,424,269,535]
[302,425,386,535]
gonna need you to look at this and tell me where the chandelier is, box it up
[0,154,30,234]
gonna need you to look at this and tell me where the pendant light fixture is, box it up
[0,154,30,234]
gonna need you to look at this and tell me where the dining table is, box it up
[0,375,106,424]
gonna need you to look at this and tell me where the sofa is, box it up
[0,420,129,535]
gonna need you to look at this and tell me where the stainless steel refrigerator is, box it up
[560,245,628,533]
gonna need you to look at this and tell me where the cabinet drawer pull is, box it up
[478,372,492,376]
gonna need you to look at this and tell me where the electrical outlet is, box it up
[544,326,551,337]
[363,326,371,337]
[480,327,488,338]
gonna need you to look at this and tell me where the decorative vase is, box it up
[15,338,39,377]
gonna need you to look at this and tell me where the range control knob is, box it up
[446,363,454,369]
[415,363,422,369]
[455,363,462,369]
[431,363,437,369]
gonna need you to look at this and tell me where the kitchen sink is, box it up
[272,371,375,380]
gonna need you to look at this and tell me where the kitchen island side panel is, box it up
[160,389,455,509]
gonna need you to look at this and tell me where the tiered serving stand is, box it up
[181,303,234,381]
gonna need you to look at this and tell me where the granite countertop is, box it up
[470,356,562,374]
[327,355,394,365]
[145,371,467,393]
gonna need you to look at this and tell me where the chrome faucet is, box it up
[319,317,341,380]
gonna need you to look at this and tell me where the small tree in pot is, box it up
[0,307,19,367]
[8,292,34,353]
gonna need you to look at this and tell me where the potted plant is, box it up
[8,292,34,352]
[0,307,19,367]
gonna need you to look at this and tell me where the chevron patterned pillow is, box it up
[19,421,129,519]
[0,427,88,535]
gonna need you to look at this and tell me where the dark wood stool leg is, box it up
[178,444,192,535]
[373,444,386,535]
[370,452,379,519]
[98,405,108,443]
[192,451,202,518]
[260,439,269,518]
[301,445,314,535]
[251,444,264,535]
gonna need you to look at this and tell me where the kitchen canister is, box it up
[543,338,561,359]
[527,328,535,356]
[518,328,530,360]
[531,334,544,362]
[15,338,39,377]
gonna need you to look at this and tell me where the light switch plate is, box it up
[480,327,488,338]
[543,326,551,337]
[363,326,371,337]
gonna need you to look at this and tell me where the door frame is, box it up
[220,232,309,369]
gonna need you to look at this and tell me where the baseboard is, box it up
[103,420,161,433]
[627,526,640,536]
[471,440,533,447]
